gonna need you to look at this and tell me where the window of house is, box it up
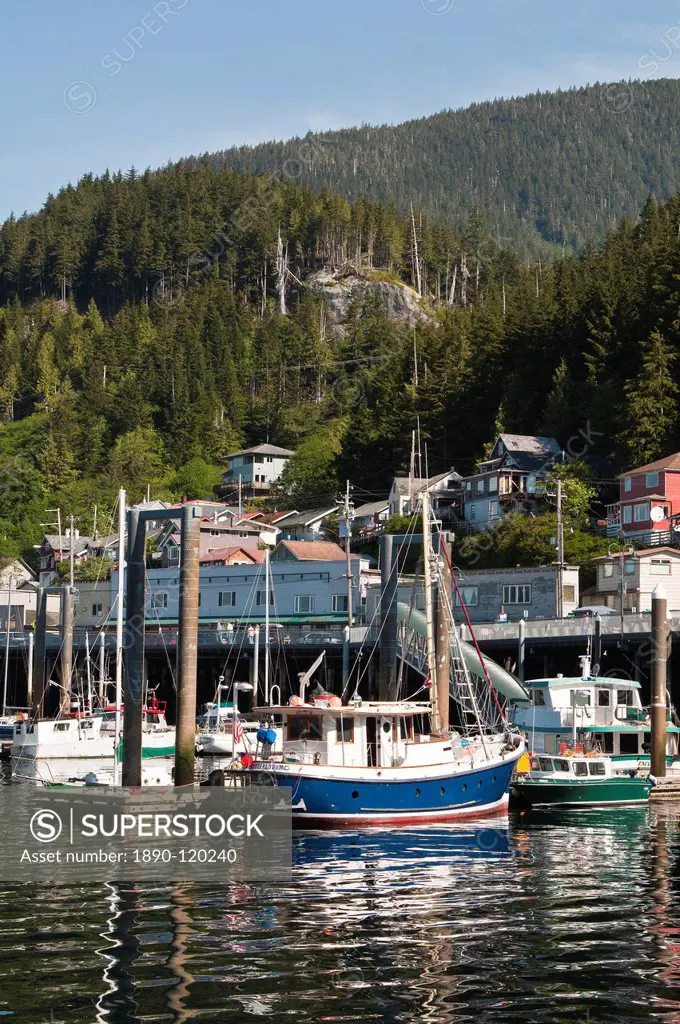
[624,476,632,492]
[256,591,273,606]
[651,559,672,575]
[597,689,611,707]
[563,585,575,604]
[287,715,323,741]
[603,562,614,577]
[502,585,531,604]
[646,472,659,488]
[468,505,476,521]
[476,479,485,493]
[526,474,537,493]
[332,595,349,613]
[198,592,202,608]
[488,477,498,493]
[454,586,478,607]
[151,592,168,610]
[465,481,472,492]
[92,603,103,617]
[633,503,650,522]
[623,506,632,524]
[336,717,355,742]
[218,592,236,608]
[624,560,635,575]
[210,530,220,537]
[294,595,315,614]
[488,501,500,520]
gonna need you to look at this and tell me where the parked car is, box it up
[568,605,619,618]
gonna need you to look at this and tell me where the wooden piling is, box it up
[175,507,200,787]
[651,583,668,779]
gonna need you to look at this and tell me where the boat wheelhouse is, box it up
[12,703,175,761]
[511,753,652,807]
[250,696,522,827]
[510,659,680,773]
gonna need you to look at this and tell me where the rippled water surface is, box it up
[2,763,680,1023]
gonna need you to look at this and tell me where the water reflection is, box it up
[4,806,680,1021]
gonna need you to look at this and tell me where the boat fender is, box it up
[257,728,277,745]
[313,753,321,765]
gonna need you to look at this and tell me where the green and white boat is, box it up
[510,655,680,774]
[511,753,652,807]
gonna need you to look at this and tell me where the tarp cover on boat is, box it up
[396,603,529,704]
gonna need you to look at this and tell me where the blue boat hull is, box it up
[261,757,517,827]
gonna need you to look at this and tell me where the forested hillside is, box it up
[185,79,680,256]
[2,148,680,563]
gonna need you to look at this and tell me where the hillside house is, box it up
[606,453,680,546]
[199,547,266,567]
[218,443,295,498]
[276,507,339,542]
[388,469,461,518]
[582,547,680,614]
[38,531,93,586]
[339,499,390,540]
[461,434,562,532]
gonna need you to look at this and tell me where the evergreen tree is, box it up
[619,330,678,465]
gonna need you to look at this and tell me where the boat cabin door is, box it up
[379,716,395,767]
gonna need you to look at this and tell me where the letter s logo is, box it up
[30,809,63,843]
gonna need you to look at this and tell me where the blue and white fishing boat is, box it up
[247,490,524,827]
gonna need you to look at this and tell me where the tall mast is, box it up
[114,488,125,786]
[421,489,439,733]
[264,545,270,705]
[2,575,12,717]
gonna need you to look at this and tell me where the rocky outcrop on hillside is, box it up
[305,268,436,332]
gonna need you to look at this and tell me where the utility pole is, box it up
[238,474,242,518]
[175,506,201,787]
[651,584,669,778]
[343,481,354,628]
[69,515,75,587]
[556,480,564,619]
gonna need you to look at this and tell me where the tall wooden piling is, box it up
[60,586,74,714]
[651,583,669,779]
[175,506,200,787]
[32,587,47,716]
[123,509,145,787]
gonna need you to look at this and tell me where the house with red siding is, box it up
[606,452,680,545]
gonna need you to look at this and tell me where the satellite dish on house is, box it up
[650,506,665,523]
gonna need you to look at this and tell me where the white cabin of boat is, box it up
[511,666,680,762]
[255,698,487,769]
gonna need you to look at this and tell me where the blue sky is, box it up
[2,0,679,219]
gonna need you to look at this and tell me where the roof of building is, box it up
[498,433,562,455]
[353,499,390,518]
[42,534,92,554]
[199,547,266,564]
[273,540,348,561]
[392,469,461,496]
[620,452,680,476]
[226,443,295,459]
[276,506,338,528]
[594,546,680,560]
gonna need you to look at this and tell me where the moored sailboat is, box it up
[245,489,525,827]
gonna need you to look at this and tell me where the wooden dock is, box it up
[650,776,680,801]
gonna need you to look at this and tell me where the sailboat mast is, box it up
[264,545,270,705]
[114,488,125,785]
[2,575,12,717]
[421,489,440,733]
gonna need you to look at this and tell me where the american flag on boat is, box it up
[233,714,244,746]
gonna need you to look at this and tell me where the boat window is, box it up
[601,733,614,753]
[530,757,540,771]
[287,715,323,741]
[553,759,570,772]
[54,722,70,732]
[588,761,606,776]
[617,689,634,706]
[538,757,554,772]
[619,733,639,754]
[400,718,414,741]
[533,689,546,706]
[336,717,355,743]
[80,721,94,730]
[597,690,611,707]
[573,761,588,776]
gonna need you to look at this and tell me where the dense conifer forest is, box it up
[185,80,680,256]
[2,81,680,562]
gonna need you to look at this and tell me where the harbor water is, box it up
[2,762,680,1023]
